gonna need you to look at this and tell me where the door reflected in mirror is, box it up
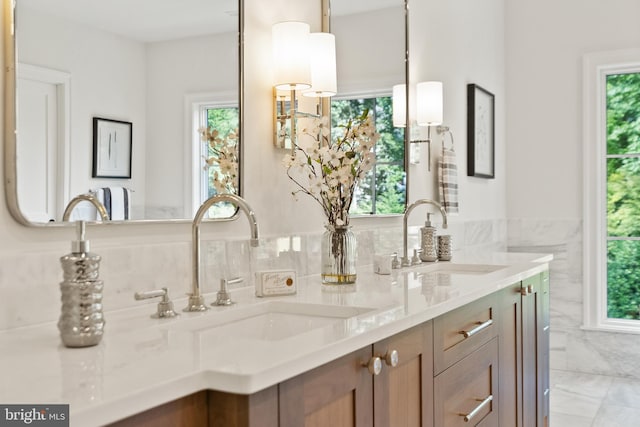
[11,0,241,224]
[328,0,407,216]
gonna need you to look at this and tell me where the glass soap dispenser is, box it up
[58,220,105,347]
[419,213,438,262]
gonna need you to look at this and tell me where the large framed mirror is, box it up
[4,0,243,225]
[324,0,408,217]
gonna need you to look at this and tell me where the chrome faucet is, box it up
[62,193,109,222]
[184,194,260,312]
[402,199,448,267]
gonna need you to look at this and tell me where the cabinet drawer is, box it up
[433,292,498,374]
[434,338,499,427]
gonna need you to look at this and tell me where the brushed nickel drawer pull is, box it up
[460,319,493,338]
[460,394,493,422]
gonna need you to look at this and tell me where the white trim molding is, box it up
[17,63,71,221]
[582,48,640,332]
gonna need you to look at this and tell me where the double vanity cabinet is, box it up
[109,269,550,427]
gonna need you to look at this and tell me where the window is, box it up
[331,96,406,215]
[187,92,238,218]
[198,105,238,199]
[584,49,640,332]
[606,72,640,320]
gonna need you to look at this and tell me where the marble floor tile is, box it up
[551,369,613,399]
[550,411,595,427]
[592,404,640,427]
[602,377,640,409]
[550,369,612,419]
[549,369,640,426]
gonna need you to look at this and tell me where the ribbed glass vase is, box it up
[321,225,357,285]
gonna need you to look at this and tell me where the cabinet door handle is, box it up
[520,284,534,296]
[364,356,382,375]
[459,319,493,338]
[382,349,399,367]
[460,394,493,422]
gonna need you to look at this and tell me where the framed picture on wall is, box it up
[467,84,495,178]
[92,117,132,178]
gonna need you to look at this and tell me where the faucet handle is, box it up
[134,287,179,319]
[212,277,243,306]
[411,248,423,266]
[391,252,402,269]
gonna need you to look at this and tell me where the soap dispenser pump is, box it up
[58,220,105,348]
[419,213,438,262]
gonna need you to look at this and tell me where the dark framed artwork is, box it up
[467,84,495,178]
[92,117,132,178]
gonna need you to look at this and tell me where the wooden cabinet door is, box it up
[433,293,498,375]
[107,391,209,427]
[373,322,433,427]
[538,271,550,427]
[498,282,523,427]
[279,346,374,427]
[522,273,548,427]
[434,338,499,427]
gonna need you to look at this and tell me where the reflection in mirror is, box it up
[8,0,241,224]
[327,0,407,216]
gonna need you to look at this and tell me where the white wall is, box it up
[17,6,147,217]
[506,0,640,378]
[506,0,640,219]
[18,6,239,221]
[145,32,238,218]
[410,0,506,221]
[333,6,404,94]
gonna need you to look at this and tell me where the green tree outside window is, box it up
[331,96,406,215]
[606,72,640,319]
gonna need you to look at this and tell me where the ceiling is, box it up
[18,0,238,42]
[331,0,401,17]
[17,0,401,43]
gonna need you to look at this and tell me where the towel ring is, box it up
[436,125,455,152]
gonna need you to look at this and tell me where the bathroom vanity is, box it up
[0,251,550,427]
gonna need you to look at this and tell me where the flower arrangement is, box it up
[283,110,379,226]
[200,127,239,195]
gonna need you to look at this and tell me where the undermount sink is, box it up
[421,263,507,275]
[164,301,375,341]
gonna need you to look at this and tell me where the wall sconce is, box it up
[273,22,336,149]
[392,81,443,169]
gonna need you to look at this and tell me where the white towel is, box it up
[94,187,131,220]
[438,148,459,215]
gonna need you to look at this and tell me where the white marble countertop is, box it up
[0,250,552,426]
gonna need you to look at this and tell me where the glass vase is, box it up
[321,224,357,285]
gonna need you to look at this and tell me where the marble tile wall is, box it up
[508,218,640,380]
[0,219,504,331]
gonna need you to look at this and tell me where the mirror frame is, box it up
[322,0,410,216]
[3,0,245,227]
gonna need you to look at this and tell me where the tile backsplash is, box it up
[0,219,505,331]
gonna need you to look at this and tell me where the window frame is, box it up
[184,91,237,217]
[330,89,406,217]
[583,48,640,333]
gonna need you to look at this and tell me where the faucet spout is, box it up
[185,194,260,312]
[62,193,109,222]
[402,199,448,267]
